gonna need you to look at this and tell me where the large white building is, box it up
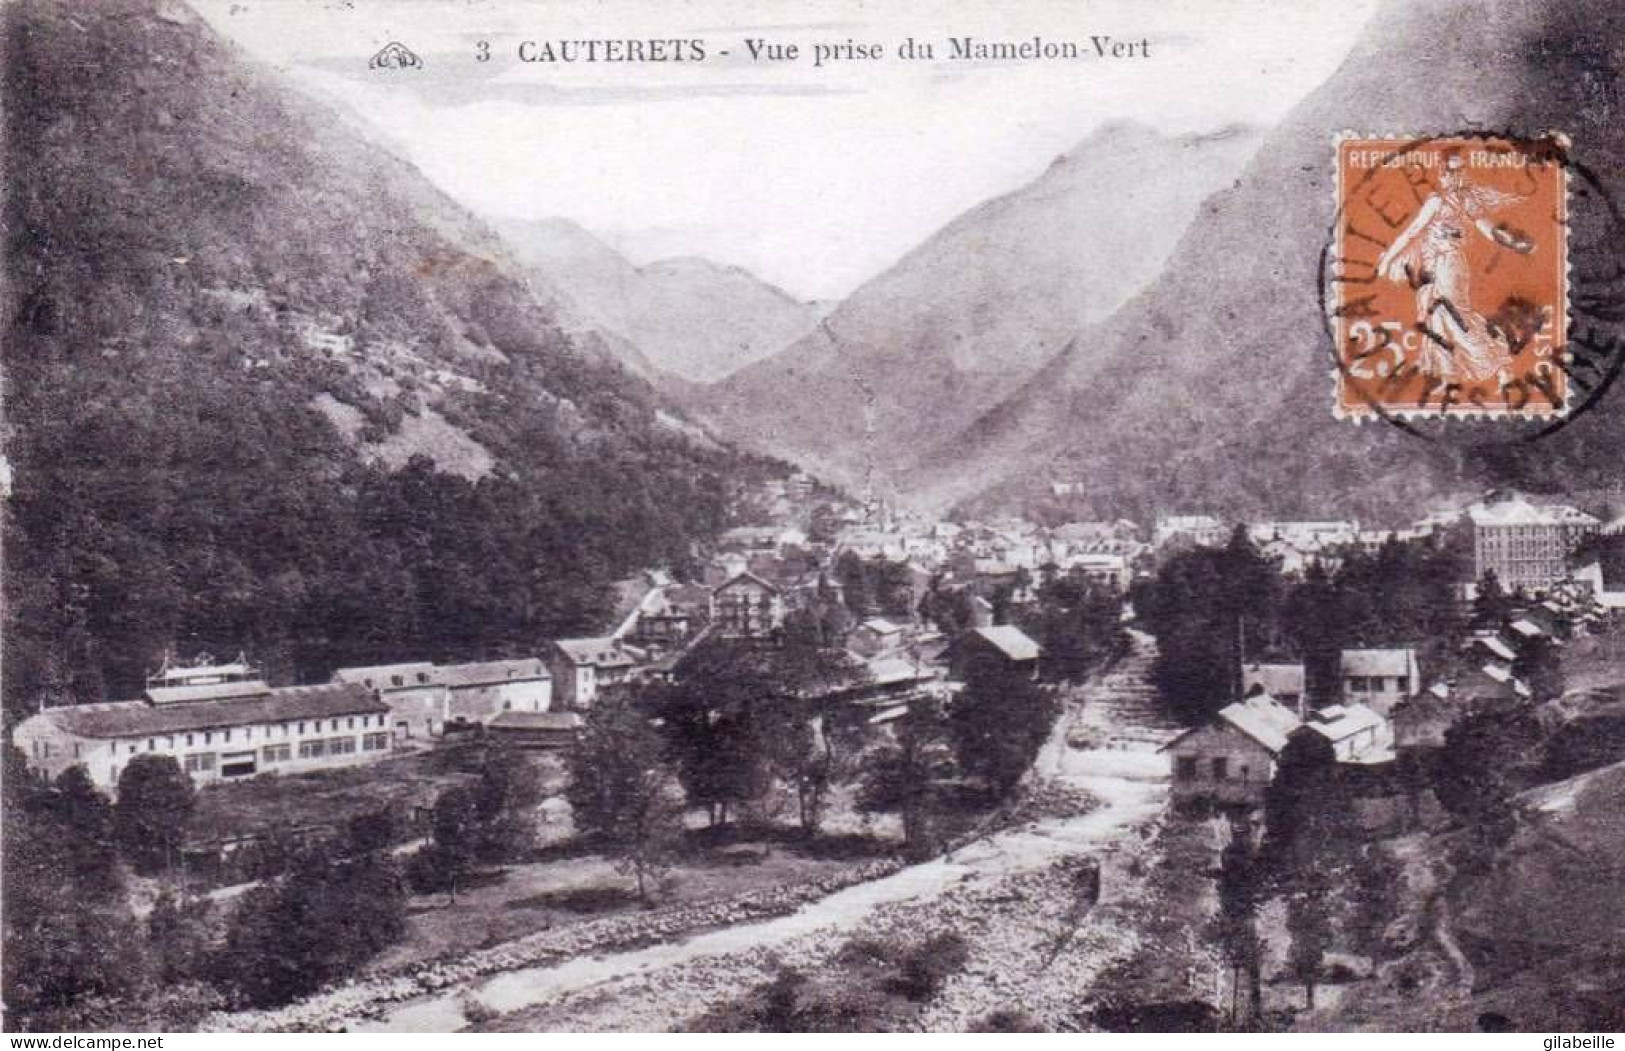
[13,659,392,791]
[1467,496,1600,594]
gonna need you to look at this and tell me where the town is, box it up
[9,465,1625,1032]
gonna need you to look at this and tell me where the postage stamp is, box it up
[1327,133,1570,419]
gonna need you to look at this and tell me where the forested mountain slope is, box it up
[1,0,770,714]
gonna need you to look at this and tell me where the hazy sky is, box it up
[192,0,1378,300]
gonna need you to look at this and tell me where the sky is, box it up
[191,0,1380,301]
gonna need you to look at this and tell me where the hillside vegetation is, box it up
[1,0,768,714]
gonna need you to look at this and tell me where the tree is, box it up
[473,743,543,862]
[1431,702,1545,850]
[47,766,120,896]
[857,700,954,854]
[1284,561,1346,708]
[114,755,196,875]
[147,889,214,984]
[566,696,685,901]
[948,652,1058,794]
[654,636,852,829]
[3,748,147,1027]
[346,805,402,856]
[1286,890,1332,1009]
[220,853,406,1007]
[1214,833,1263,1025]
[409,785,483,902]
[1471,570,1514,630]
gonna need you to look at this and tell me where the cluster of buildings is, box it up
[1166,648,1415,808]
[1164,573,1603,813]
[13,518,1052,792]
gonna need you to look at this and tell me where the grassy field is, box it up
[373,823,895,974]
[187,741,563,845]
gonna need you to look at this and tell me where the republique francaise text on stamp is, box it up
[1328,133,1570,419]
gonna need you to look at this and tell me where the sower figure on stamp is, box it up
[1376,151,1535,384]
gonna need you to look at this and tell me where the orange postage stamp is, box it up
[1327,134,1569,419]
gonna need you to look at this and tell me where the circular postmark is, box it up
[1317,131,1625,442]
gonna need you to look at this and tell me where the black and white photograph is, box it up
[3,0,1624,1035]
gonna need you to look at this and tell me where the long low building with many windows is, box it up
[13,660,392,791]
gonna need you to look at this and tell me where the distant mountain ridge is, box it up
[693,120,1265,493]
[497,217,829,383]
[938,0,1625,523]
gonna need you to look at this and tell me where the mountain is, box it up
[1,0,771,711]
[942,0,1625,523]
[497,217,828,383]
[695,121,1265,493]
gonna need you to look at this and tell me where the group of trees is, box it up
[1134,527,1471,722]
[3,740,554,1026]
[568,629,1069,886]
[833,552,919,622]
[407,745,545,900]
[1014,566,1129,682]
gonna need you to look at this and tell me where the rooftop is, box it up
[553,637,638,668]
[1301,702,1387,744]
[1341,648,1417,677]
[34,683,386,740]
[439,659,550,688]
[1215,693,1302,753]
[966,625,1041,662]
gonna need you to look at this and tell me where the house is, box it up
[487,710,583,749]
[1339,648,1421,715]
[1466,494,1600,593]
[14,660,391,791]
[1068,552,1131,592]
[1392,683,1461,757]
[1463,632,1518,667]
[548,637,641,709]
[1154,515,1227,548]
[1163,693,1301,808]
[333,662,448,740]
[441,659,552,726]
[949,625,1041,679]
[1241,663,1306,714]
[710,570,785,638]
[1454,662,1532,704]
[850,617,905,658]
[1295,703,1391,762]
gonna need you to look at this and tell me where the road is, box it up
[360,630,1177,1032]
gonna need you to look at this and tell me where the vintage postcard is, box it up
[4,0,1624,1038]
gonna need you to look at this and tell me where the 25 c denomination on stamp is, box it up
[1328,133,1569,419]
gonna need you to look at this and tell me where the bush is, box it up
[885,933,970,1002]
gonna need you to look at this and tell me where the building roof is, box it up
[1300,703,1386,745]
[1464,633,1518,663]
[1340,648,1417,678]
[1241,663,1306,697]
[1466,496,1600,527]
[1509,618,1545,639]
[440,659,550,689]
[860,617,903,635]
[33,683,386,740]
[1215,693,1302,754]
[146,679,271,706]
[866,656,929,686]
[552,637,637,669]
[966,625,1041,662]
[332,663,444,689]
[150,660,257,684]
[488,711,583,732]
[713,570,781,595]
